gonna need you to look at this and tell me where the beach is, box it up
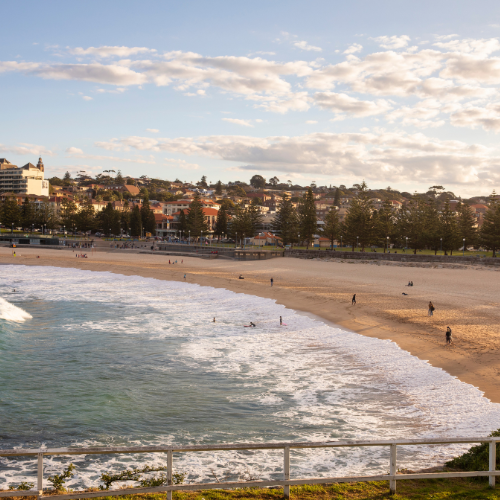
[3,246,500,404]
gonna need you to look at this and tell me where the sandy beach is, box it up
[3,246,500,404]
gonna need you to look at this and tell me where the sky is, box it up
[3,1,500,196]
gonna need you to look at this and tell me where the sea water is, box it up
[0,265,499,489]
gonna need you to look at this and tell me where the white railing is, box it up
[0,436,497,499]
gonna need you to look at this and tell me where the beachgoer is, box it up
[169,259,171,264]
[239,275,244,279]
[446,326,452,344]
[280,316,282,325]
[182,260,183,264]
[402,292,408,296]
[411,281,414,286]
[270,277,274,287]
[407,281,411,286]
[250,322,256,327]
[352,294,356,305]
[184,274,186,279]
[428,301,435,316]
[213,317,216,323]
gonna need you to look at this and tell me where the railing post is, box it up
[37,453,43,499]
[167,449,173,500]
[389,444,397,495]
[284,446,290,499]
[490,440,496,488]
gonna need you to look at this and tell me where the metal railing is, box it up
[0,436,497,499]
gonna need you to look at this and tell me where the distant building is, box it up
[0,158,49,196]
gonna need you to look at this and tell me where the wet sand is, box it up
[4,246,500,403]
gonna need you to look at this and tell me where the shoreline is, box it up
[3,247,500,404]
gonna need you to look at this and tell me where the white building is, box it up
[0,158,49,196]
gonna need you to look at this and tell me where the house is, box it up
[171,207,219,232]
[250,232,282,246]
[120,184,141,196]
[0,158,49,196]
[155,214,174,237]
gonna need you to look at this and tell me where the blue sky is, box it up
[2,1,500,195]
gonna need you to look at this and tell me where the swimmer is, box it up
[250,322,256,327]
[212,317,216,323]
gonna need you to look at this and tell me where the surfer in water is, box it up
[212,317,216,323]
[280,316,282,325]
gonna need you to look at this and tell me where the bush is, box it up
[47,463,75,491]
[446,428,500,471]
[8,482,34,491]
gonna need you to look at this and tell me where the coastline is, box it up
[3,246,500,404]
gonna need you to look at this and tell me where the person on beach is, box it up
[428,301,435,316]
[352,294,356,305]
[280,316,282,325]
[212,317,216,323]
[270,277,274,287]
[184,274,186,279]
[446,326,452,345]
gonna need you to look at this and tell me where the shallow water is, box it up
[0,265,498,489]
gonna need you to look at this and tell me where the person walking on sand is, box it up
[446,326,452,345]
[280,316,282,326]
[213,317,216,323]
[270,277,274,287]
[428,301,435,316]
[352,294,356,305]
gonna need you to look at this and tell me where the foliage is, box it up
[447,428,500,472]
[99,465,185,490]
[9,481,34,491]
[480,194,500,257]
[343,181,374,251]
[249,175,266,189]
[333,187,340,207]
[272,193,298,245]
[298,187,317,249]
[177,209,188,233]
[322,207,340,249]
[115,170,125,186]
[60,198,79,230]
[215,180,223,196]
[2,196,21,227]
[213,205,228,237]
[21,198,36,230]
[140,194,157,235]
[47,463,75,491]
[130,205,142,237]
[186,193,209,237]
[76,199,96,233]
[198,175,208,188]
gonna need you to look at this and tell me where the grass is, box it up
[7,479,500,500]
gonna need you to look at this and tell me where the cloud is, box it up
[66,147,156,164]
[434,34,459,41]
[314,92,392,116]
[450,103,500,132]
[146,129,159,133]
[0,143,56,156]
[93,131,498,188]
[306,120,318,124]
[222,118,254,127]
[68,46,156,58]
[344,44,362,55]
[372,35,411,49]
[164,158,199,170]
[82,95,93,101]
[252,91,311,113]
[293,40,322,52]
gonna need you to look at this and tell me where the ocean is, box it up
[0,265,498,489]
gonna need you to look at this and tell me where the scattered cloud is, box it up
[293,40,322,52]
[314,92,392,117]
[66,147,156,164]
[306,120,318,124]
[223,118,254,127]
[68,46,157,58]
[82,95,93,101]
[0,143,56,156]
[164,158,200,169]
[372,35,411,49]
[146,129,160,133]
[344,44,362,55]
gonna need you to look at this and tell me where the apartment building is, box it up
[0,158,49,196]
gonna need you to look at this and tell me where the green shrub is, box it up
[8,481,34,491]
[47,463,75,491]
[447,428,500,471]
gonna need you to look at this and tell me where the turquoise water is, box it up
[0,265,499,488]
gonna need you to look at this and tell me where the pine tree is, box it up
[272,193,299,245]
[440,200,461,255]
[186,193,209,237]
[60,198,79,231]
[130,205,142,237]
[2,197,21,229]
[456,202,478,248]
[215,180,223,196]
[177,209,189,233]
[480,195,500,257]
[36,201,58,230]
[322,207,339,249]
[333,188,340,207]
[343,181,374,251]
[140,194,156,235]
[21,197,36,230]
[246,204,263,236]
[298,187,317,249]
[115,170,125,186]
[213,206,228,239]
[396,195,427,254]
[229,206,252,240]
[76,199,96,233]
[374,199,395,252]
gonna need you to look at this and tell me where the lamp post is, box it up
[440,238,443,254]
[235,232,238,249]
[463,237,466,257]
[11,222,14,234]
[340,235,343,249]
[386,236,389,253]
[189,230,191,245]
[129,227,131,239]
[405,236,408,252]
[356,236,359,250]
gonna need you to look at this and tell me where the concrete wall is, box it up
[284,248,500,266]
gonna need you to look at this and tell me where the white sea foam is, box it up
[0,265,499,490]
[0,297,32,322]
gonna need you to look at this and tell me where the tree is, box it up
[130,205,142,237]
[439,200,461,255]
[322,207,340,250]
[60,198,79,231]
[2,197,21,229]
[396,195,427,254]
[219,199,235,212]
[272,193,299,245]
[343,181,374,251]
[115,170,125,186]
[250,175,266,189]
[333,188,341,207]
[140,194,156,235]
[186,193,209,237]
[199,175,208,188]
[298,187,317,249]
[215,180,223,196]
[456,202,478,249]
[76,199,96,233]
[21,197,36,230]
[63,171,72,186]
[37,201,58,230]
[480,195,500,257]
[98,203,121,235]
[269,176,280,187]
[213,206,228,239]
[374,199,396,252]
[246,204,263,236]
[177,209,188,233]
[229,206,252,241]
